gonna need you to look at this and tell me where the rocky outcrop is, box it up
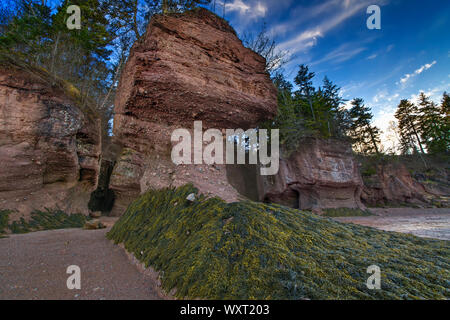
[110,9,277,215]
[259,138,364,211]
[0,63,101,216]
[361,162,447,207]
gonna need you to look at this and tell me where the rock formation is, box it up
[258,138,364,210]
[361,162,446,207]
[110,9,277,215]
[0,62,101,216]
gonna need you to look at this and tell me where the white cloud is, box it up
[367,54,378,60]
[276,0,383,54]
[309,42,367,66]
[278,29,323,52]
[219,0,268,19]
[410,83,450,104]
[400,61,437,85]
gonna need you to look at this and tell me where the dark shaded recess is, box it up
[226,146,263,201]
[264,188,300,209]
[88,159,115,213]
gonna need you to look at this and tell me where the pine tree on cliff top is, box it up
[418,92,448,154]
[321,76,349,138]
[395,99,426,155]
[440,92,450,152]
[294,64,317,123]
[348,98,381,155]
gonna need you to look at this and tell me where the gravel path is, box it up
[334,208,450,240]
[0,228,163,300]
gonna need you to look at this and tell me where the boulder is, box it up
[83,219,105,230]
[110,9,277,215]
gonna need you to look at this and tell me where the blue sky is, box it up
[208,0,450,142]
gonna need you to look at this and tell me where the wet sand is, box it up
[334,208,450,240]
[0,228,163,300]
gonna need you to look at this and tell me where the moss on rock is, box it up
[107,184,449,300]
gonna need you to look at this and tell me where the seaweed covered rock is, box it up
[108,184,449,300]
[0,59,101,216]
[109,8,277,215]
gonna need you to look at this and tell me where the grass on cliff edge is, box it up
[107,185,449,300]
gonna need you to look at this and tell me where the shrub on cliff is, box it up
[107,184,449,300]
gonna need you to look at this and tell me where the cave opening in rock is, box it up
[88,159,116,214]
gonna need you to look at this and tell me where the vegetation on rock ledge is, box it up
[107,184,449,300]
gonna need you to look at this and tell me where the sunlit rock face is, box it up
[260,138,365,210]
[110,9,277,215]
[361,162,434,207]
[0,65,101,216]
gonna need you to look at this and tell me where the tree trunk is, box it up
[368,126,379,154]
[163,0,169,14]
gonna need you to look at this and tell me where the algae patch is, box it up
[0,209,11,237]
[7,209,90,234]
[107,185,449,300]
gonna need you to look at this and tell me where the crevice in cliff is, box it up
[88,159,115,214]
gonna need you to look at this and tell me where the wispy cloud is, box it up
[217,0,268,20]
[307,39,374,66]
[276,0,384,54]
[400,61,437,84]
[367,54,378,60]
[410,82,450,104]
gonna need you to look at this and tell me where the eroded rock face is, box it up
[260,138,364,210]
[361,163,430,206]
[0,65,101,216]
[110,9,277,215]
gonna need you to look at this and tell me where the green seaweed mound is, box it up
[7,209,89,234]
[107,185,449,300]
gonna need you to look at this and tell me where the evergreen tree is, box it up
[439,92,450,153]
[262,73,310,155]
[395,99,425,155]
[418,92,446,153]
[0,1,53,64]
[348,98,381,154]
[321,76,349,137]
[294,64,316,122]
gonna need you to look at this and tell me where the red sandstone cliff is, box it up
[361,161,449,207]
[259,138,365,211]
[0,63,101,216]
[110,9,277,215]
